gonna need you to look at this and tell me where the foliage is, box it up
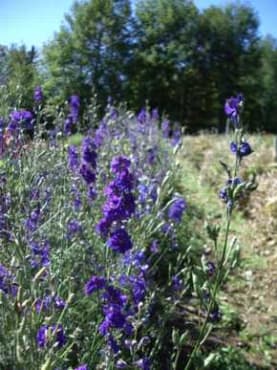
[1,1,277,133]
[43,0,133,108]
[0,92,196,369]
[0,45,40,111]
[41,0,268,133]
[260,36,277,133]
[0,82,259,369]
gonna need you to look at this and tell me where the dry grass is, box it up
[179,133,277,368]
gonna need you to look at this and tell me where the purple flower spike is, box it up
[168,197,187,223]
[137,108,148,124]
[34,86,43,103]
[135,357,151,370]
[36,324,66,348]
[0,264,17,296]
[104,304,126,329]
[67,219,82,238]
[95,217,111,238]
[68,145,79,171]
[230,142,237,153]
[69,95,80,123]
[64,116,73,136]
[82,137,97,168]
[224,94,244,126]
[107,228,132,253]
[84,276,106,295]
[74,365,88,370]
[240,142,252,156]
[116,359,128,369]
[54,296,66,309]
[79,162,96,184]
[230,141,252,157]
[111,156,131,174]
[161,119,170,138]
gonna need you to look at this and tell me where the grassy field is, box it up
[179,133,277,369]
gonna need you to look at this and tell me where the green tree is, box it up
[195,3,262,131]
[43,0,133,108]
[130,0,199,125]
[0,44,40,114]
[6,44,40,109]
[260,36,277,133]
[0,45,9,86]
[129,1,261,132]
[41,0,266,132]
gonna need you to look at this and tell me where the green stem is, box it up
[183,213,232,370]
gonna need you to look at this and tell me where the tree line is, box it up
[1,0,277,133]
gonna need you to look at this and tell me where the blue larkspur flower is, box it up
[111,156,131,174]
[29,240,50,268]
[230,141,252,157]
[171,128,181,146]
[10,110,33,123]
[67,219,82,238]
[147,147,157,165]
[116,359,128,368]
[35,296,52,312]
[108,334,120,353]
[137,108,148,124]
[151,108,159,120]
[95,217,112,238]
[104,171,135,196]
[64,116,73,136]
[226,177,242,187]
[209,307,221,322]
[82,137,97,168]
[107,228,132,253]
[94,122,107,147]
[135,357,151,370]
[54,296,66,309]
[230,142,237,153]
[102,304,126,330]
[219,187,228,203]
[103,286,128,306]
[35,295,65,312]
[36,324,66,348]
[67,145,79,171]
[84,276,106,295]
[87,186,97,201]
[69,95,80,123]
[0,264,17,296]
[99,302,130,336]
[130,274,146,304]
[161,119,170,138]
[28,205,40,220]
[79,162,96,184]
[74,365,88,370]
[34,86,43,103]
[71,184,82,211]
[138,183,148,203]
[240,142,252,156]
[224,94,243,120]
[207,261,216,276]
[103,193,135,222]
[168,197,187,223]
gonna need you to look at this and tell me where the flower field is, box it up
[0,91,275,370]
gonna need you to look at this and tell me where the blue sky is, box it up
[0,0,277,49]
[0,0,73,48]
